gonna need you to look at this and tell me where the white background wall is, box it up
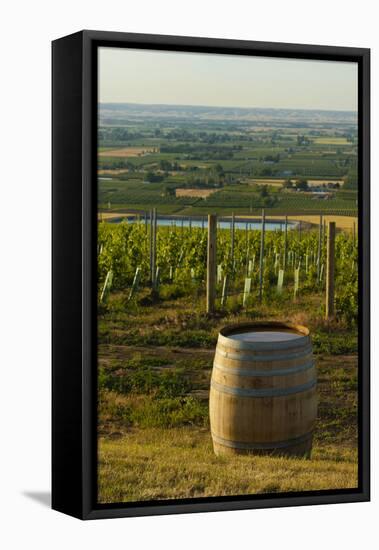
[0,1,376,548]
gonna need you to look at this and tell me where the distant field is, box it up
[99,147,158,158]
[264,214,357,232]
[249,178,285,187]
[98,168,130,175]
[244,178,345,188]
[99,212,134,221]
[312,137,350,145]
[307,179,345,187]
[175,188,217,198]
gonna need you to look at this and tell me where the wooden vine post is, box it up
[245,221,249,276]
[283,215,288,271]
[230,212,235,270]
[206,214,217,314]
[325,221,336,320]
[259,209,266,302]
[149,209,153,282]
[317,214,323,281]
[150,208,157,287]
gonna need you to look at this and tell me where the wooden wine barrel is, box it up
[209,322,317,458]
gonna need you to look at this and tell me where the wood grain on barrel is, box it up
[209,322,318,458]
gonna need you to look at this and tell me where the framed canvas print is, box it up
[52,30,370,519]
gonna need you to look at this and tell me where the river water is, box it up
[106,216,297,231]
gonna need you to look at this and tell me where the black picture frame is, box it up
[52,30,370,520]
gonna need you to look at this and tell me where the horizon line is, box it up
[99,101,358,114]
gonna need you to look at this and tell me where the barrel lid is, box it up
[218,322,310,351]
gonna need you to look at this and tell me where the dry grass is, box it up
[98,428,358,503]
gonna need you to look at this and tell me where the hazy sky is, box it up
[99,47,357,111]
